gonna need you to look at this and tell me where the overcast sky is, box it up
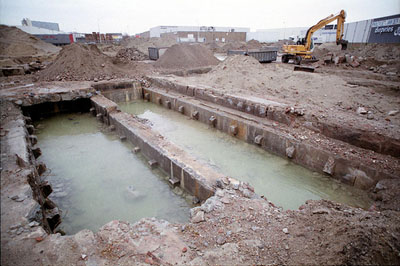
[0,0,399,34]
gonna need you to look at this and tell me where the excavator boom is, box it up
[304,10,347,50]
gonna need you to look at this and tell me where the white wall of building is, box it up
[247,27,308,42]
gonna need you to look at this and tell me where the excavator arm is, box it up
[304,10,347,50]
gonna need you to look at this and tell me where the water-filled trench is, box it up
[36,113,191,234]
[120,100,372,210]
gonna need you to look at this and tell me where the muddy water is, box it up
[120,101,373,210]
[36,113,191,234]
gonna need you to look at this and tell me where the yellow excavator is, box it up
[282,10,348,65]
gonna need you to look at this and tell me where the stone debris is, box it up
[356,107,367,115]
[286,146,295,159]
[115,47,149,62]
[191,210,205,223]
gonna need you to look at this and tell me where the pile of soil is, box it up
[122,36,177,55]
[115,47,148,62]
[97,44,121,57]
[211,54,262,74]
[38,43,123,81]
[246,39,262,49]
[312,42,343,59]
[205,42,223,53]
[154,44,219,69]
[221,41,246,52]
[219,40,267,53]
[0,25,60,58]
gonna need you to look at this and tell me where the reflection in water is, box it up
[36,113,191,234]
[120,101,372,210]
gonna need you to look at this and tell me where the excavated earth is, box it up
[1,40,400,265]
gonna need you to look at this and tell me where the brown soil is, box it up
[0,25,60,58]
[246,39,263,49]
[168,54,400,134]
[370,179,400,211]
[154,43,219,69]
[96,43,121,57]
[180,189,400,265]
[37,43,154,81]
[122,36,177,55]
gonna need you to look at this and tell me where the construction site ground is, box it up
[1,26,400,265]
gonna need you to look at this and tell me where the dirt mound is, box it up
[154,44,219,69]
[211,54,262,74]
[205,42,224,53]
[115,47,149,62]
[312,43,344,59]
[38,43,123,81]
[246,39,262,49]
[193,55,267,92]
[0,25,60,57]
[122,36,177,55]
[221,41,246,52]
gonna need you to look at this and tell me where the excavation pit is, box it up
[1,79,399,265]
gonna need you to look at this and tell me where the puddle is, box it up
[120,100,373,210]
[36,113,191,234]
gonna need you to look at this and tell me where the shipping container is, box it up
[228,47,278,63]
[148,47,169,60]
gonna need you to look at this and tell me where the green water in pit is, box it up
[120,100,373,210]
[36,113,191,235]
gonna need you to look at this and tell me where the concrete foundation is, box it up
[91,95,223,201]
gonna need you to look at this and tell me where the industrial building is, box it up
[149,25,249,42]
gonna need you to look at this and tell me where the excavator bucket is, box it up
[339,39,348,50]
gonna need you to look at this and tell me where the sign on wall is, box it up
[368,14,400,43]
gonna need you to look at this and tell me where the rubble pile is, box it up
[38,43,125,81]
[115,47,149,62]
[313,42,400,77]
